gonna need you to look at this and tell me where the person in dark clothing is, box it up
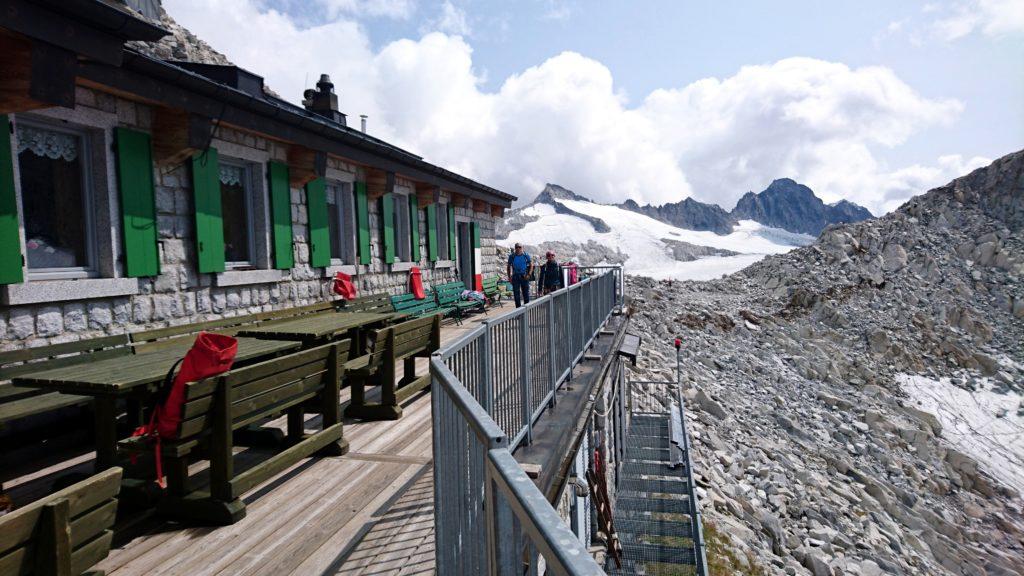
[537,250,563,295]
[506,243,532,307]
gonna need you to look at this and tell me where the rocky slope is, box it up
[625,150,1024,575]
[619,178,874,236]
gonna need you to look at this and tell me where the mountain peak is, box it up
[732,178,871,235]
[536,183,592,204]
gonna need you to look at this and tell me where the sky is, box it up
[161,0,1024,214]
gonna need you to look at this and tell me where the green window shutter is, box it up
[426,203,438,262]
[191,148,225,273]
[114,127,160,277]
[380,193,395,264]
[355,181,370,265]
[448,205,457,260]
[268,161,293,270]
[409,194,420,263]
[306,178,330,268]
[0,115,23,284]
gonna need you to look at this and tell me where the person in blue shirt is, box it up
[506,243,533,307]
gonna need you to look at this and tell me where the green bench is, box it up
[340,293,403,319]
[390,293,451,319]
[433,281,485,324]
[119,339,353,525]
[481,276,506,307]
[344,315,440,421]
[0,467,122,576]
[0,335,132,429]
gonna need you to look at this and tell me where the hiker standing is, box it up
[537,250,563,295]
[507,243,532,307]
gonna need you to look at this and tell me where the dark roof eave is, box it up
[82,49,515,206]
[34,0,169,42]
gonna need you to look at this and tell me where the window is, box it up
[393,192,411,262]
[219,161,256,268]
[16,121,96,279]
[436,202,449,260]
[326,182,356,264]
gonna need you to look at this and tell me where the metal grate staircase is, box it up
[609,383,707,576]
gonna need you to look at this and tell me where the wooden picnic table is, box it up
[12,336,301,471]
[237,311,396,344]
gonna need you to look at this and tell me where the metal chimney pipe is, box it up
[360,115,368,133]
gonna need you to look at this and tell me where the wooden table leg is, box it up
[93,397,118,472]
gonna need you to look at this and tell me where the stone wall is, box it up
[0,88,504,349]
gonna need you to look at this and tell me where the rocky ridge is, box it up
[625,150,1024,575]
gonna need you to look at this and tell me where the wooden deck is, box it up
[3,313,495,576]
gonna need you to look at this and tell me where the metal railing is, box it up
[432,267,622,575]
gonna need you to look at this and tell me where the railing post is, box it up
[547,295,557,406]
[481,321,493,414]
[485,467,518,576]
[519,312,532,445]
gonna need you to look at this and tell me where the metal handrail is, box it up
[432,266,622,575]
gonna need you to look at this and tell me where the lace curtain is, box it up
[219,165,243,186]
[16,125,79,162]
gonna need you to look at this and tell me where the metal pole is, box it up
[519,312,532,445]
[548,296,556,406]
[482,321,493,414]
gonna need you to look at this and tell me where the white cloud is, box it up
[929,0,1024,41]
[423,1,471,36]
[163,0,986,215]
[317,0,415,19]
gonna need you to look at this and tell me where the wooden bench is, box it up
[340,293,393,314]
[390,293,451,319]
[0,335,131,429]
[0,467,122,576]
[481,276,506,307]
[433,281,485,323]
[343,315,440,421]
[119,339,353,525]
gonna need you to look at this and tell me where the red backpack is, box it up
[333,272,357,300]
[132,332,238,486]
[410,266,425,300]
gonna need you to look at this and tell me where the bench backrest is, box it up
[341,293,394,314]
[176,339,353,441]
[481,276,500,294]
[0,336,132,401]
[433,282,467,306]
[130,301,340,346]
[364,315,441,371]
[391,293,438,314]
[0,467,122,576]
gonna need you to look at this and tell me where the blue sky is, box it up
[164,0,1023,212]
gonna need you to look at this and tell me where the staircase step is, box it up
[620,476,689,495]
[620,542,697,566]
[615,518,693,540]
[630,436,670,450]
[616,496,690,516]
[622,461,686,477]
[630,447,670,460]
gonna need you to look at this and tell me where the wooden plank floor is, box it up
[19,313,497,576]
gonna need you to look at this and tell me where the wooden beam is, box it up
[0,31,46,114]
[366,168,394,201]
[415,184,439,207]
[490,205,505,218]
[152,108,212,167]
[287,145,326,187]
[472,199,488,214]
[450,192,468,208]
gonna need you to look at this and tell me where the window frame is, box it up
[436,199,449,262]
[15,117,99,281]
[218,157,258,270]
[326,180,357,266]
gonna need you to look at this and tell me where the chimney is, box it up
[360,115,368,133]
[302,74,347,126]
